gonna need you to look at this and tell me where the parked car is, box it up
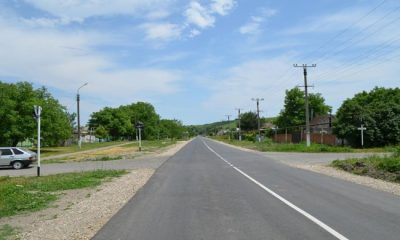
[0,147,37,169]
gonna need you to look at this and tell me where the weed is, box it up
[0,170,127,218]
[331,156,400,183]
[0,225,18,240]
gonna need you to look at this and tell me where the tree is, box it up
[0,81,73,146]
[89,102,164,140]
[240,112,258,131]
[159,119,185,139]
[88,107,132,140]
[95,125,108,139]
[275,87,331,131]
[334,87,400,147]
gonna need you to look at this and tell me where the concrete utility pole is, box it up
[77,83,88,149]
[358,124,367,148]
[235,108,242,141]
[294,64,316,147]
[225,115,232,140]
[33,105,42,177]
[251,98,264,142]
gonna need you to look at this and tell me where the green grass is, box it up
[121,140,177,151]
[43,155,124,164]
[0,224,18,240]
[331,154,400,183]
[214,137,354,153]
[91,156,124,161]
[35,141,128,157]
[0,170,127,218]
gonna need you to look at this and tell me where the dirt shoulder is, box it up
[1,140,190,240]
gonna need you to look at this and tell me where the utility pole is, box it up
[33,105,42,177]
[358,124,367,148]
[77,83,88,149]
[294,64,316,147]
[225,115,232,140]
[235,108,242,141]
[252,98,264,142]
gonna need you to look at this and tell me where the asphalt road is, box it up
[93,137,400,240]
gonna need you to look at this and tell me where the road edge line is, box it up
[202,139,349,240]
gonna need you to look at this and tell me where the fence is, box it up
[273,132,338,145]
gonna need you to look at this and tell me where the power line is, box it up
[313,5,400,65]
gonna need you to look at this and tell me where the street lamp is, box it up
[252,98,264,142]
[77,82,88,148]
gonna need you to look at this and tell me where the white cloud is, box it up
[0,16,182,113]
[24,0,169,21]
[140,22,182,40]
[189,29,201,37]
[210,0,236,16]
[184,1,215,29]
[239,8,277,35]
[146,9,171,20]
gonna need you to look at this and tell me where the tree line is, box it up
[193,86,400,147]
[88,102,187,140]
[0,81,187,147]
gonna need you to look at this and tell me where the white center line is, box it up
[202,140,349,240]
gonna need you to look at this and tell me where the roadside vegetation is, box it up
[38,141,127,157]
[331,148,400,183]
[0,170,127,218]
[41,140,177,164]
[0,224,18,240]
[213,137,354,153]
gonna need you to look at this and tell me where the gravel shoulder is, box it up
[210,139,400,197]
[0,140,190,240]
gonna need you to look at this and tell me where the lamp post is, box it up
[252,98,264,142]
[77,83,88,148]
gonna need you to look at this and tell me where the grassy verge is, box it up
[41,140,178,164]
[121,140,177,152]
[36,141,127,158]
[331,154,400,183]
[0,170,127,218]
[43,156,124,164]
[0,224,18,240]
[213,137,354,153]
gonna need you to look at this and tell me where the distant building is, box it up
[309,114,334,134]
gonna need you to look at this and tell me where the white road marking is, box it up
[202,140,349,240]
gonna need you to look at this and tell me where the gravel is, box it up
[1,141,190,240]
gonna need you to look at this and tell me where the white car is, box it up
[0,147,37,169]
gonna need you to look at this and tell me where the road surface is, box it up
[93,137,400,240]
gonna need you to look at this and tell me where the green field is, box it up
[0,170,127,218]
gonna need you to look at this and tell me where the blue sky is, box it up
[0,0,399,125]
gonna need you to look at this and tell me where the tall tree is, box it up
[240,112,258,131]
[275,87,331,131]
[0,81,73,146]
[334,87,400,147]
